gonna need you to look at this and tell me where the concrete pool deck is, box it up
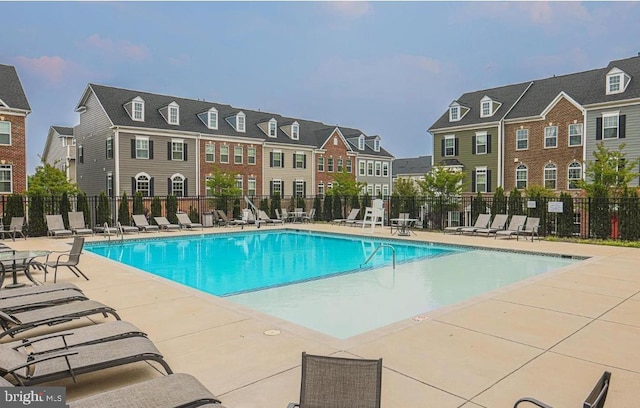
[2,224,639,407]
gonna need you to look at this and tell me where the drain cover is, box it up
[411,315,428,322]
[264,329,281,336]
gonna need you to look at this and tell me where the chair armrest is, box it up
[513,397,553,408]
[14,332,74,350]
[287,403,299,408]
[7,350,79,385]
[0,310,21,325]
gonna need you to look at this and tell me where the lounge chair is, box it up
[94,223,119,235]
[258,210,284,225]
[117,221,140,234]
[132,214,160,232]
[242,209,257,225]
[43,236,89,283]
[68,211,93,236]
[216,210,246,228]
[46,214,73,237]
[1,335,172,386]
[0,282,83,300]
[475,214,509,237]
[288,352,383,408]
[518,217,540,241]
[177,212,203,230]
[333,208,359,225]
[459,213,491,235]
[514,371,611,408]
[0,299,120,340]
[2,216,26,241]
[68,373,225,408]
[281,209,291,223]
[495,215,527,239]
[0,289,88,313]
[154,216,181,231]
[302,208,316,223]
[443,224,462,234]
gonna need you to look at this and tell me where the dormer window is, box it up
[237,112,246,132]
[358,135,365,150]
[481,100,491,117]
[606,68,631,95]
[449,106,459,121]
[291,122,299,140]
[129,96,145,121]
[168,102,179,125]
[373,138,380,152]
[268,119,277,138]
[208,108,218,129]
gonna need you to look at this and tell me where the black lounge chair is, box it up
[288,352,383,408]
[514,371,611,408]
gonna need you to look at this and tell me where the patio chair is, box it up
[458,213,491,235]
[1,335,172,386]
[302,208,316,223]
[258,210,284,225]
[513,371,611,408]
[133,214,160,232]
[216,210,246,228]
[68,373,225,408]
[288,352,383,408]
[281,209,291,223]
[242,209,256,225]
[45,214,73,237]
[176,212,203,230]
[518,217,540,241]
[2,216,26,241]
[390,213,410,235]
[43,236,89,283]
[333,208,359,225]
[94,222,119,235]
[475,214,509,237]
[495,215,527,240]
[68,212,93,236]
[0,289,88,313]
[0,299,120,340]
[0,282,83,301]
[154,216,181,232]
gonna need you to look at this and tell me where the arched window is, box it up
[515,164,527,189]
[135,172,151,197]
[568,162,582,189]
[171,174,185,197]
[544,163,557,190]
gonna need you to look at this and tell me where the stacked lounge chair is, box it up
[459,213,491,235]
[475,214,509,237]
[177,212,204,230]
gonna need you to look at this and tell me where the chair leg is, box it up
[70,266,89,281]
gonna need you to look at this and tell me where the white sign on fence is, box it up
[527,200,536,208]
[548,201,564,213]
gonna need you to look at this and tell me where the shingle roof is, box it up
[0,64,31,111]
[85,84,393,157]
[392,156,432,176]
[51,126,74,136]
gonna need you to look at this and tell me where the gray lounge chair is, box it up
[475,214,509,237]
[46,214,73,237]
[0,299,120,340]
[177,212,203,230]
[132,214,160,232]
[258,210,284,225]
[0,282,83,300]
[216,210,245,228]
[518,217,540,241]
[514,371,610,408]
[1,336,172,386]
[43,236,88,283]
[2,216,26,241]
[333,208,359,225]
[154,216,181,231]
[68,373,225,408]
[288,352,383,408]
[68,211,93,236]
[459,213,491,235]
[495,215,527,239]
[0,289,88,313]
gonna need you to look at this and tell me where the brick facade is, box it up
[316,130,356,194]
[0,114,27,194]
[199,139,263,196]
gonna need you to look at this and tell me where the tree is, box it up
[556,192,575,238]
[332,194,342,219]
[28,194,47,237]
[416,166,465,201]
[77,192,90,227]
[151,197,162,223]
[60,192,71,228]
[329,170,365,198]
[27,159,79,196]
[165,195,178,224]
[118,192,131,225]
[133,192,144,215]
[471,191,487,222]
[619,187,640,241]
[580,142,640,199]
[5,194,25,224]
[393,178,418,197]
[96,192,111,226]
[323,194,332,221]
[508,187,524,216]
[270,193,281,219]
[313,196,322,222]
[206,166,241,213]
[491,186,507,216]
[393,178,418,217]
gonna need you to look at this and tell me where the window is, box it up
[168,104,179,125]
[358,135,365,150]
[271,151,282,168]
[606,69,630,95]
[0,165,12,193]
[317,157,324,172]
[608,75,620,93]
[475,167,487,193]
[568,123,583,146]
[295,153,305,169]
[268,119,277,137]
[106,137,113,159]
[78,145,84,163]
[382,184,389,197]
[271,179,282,196]
[481,100,491,117]
[292,122,299,140]
[544,163,557,190]
[358,160,365,176]
[346,159,352,173]
[205,176,213,197]
[382,162,389,177]
[220,145,229,163]
[475,132,487,154]
[234,146,243,164]
[375,162,381,177]
[247,147,256,165]
[237,112,245,132]
[171,174,185,197]
[235,175,243,191]
[568,162,582,189]
[544,126,558,148]
[317,182,325,197]
[132,98,144,121]
[373,139,380,152]
[208,109,218,129]
[0,121,11,145]
[603,114,619,139]
[337,158,343,172]
[327,157,334,172]
[205,143,215,162]
[444,136,455,157]
[449,106,459,121]
[366,185,373,196]
[106,172,113,197]
[136,173,151,196]
[375,184,381,198]
[367,161,374,176]
[516,129,528,150]
[247,178,256,196]
[171,140,184,160]
[136,137,149,159]
[516,165,527,189]
[295,180,305,197]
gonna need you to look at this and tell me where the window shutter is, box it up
[619,115,626,139]
[292,181,296,195]
[471,136,476,155]
[106,140,109,159]
[270,152,274,167]
[487,135,492,154]
[281,183,284,197]
[168,178,172,195]
[184,143,188,161]
[471,170,476,193]
[131,139,136,158]
[149,141,154,159]
[303,155,307,169]
[454,138,459,156]
[487,170,492,193]
[303,181,307,197]
[167,142,172,160]
[270,181,273,196]
[293,153,297,169]
[596,117,603,140]
[150,178,154,196]
[131,177,136,194]
[281,154,285,168]
[184,179,188,197]
[441,139,445,156]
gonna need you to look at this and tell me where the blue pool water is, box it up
[86,231,580,338]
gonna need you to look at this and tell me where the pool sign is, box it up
[548,201,564,213]
[527,200,536,208]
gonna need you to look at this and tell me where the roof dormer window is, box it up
[168,102,179,125]
[130,96,145,121]
[449,106,460,121]
[291,122,299,140]
[606,68,631,95]
[268,119,277,137]
[358,135,365,150]
[373,137,380,152]
[237,112,246,132]
[208,108,218,129]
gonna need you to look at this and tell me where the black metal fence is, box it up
[1,194,639,241]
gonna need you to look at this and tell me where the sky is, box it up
[3,1,640,174]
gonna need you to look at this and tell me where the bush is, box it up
[313,196,322,221]
[187,205,200,223]
[270,193,281,219]
[5,194,25,224]
[77,192,90,227]
[133,192,144,215]
[332,195,342,219]
[96,192,111,226]
[151,197,162,224]
[508,188,523,216]
[28,194,47,237]
[60,192,71,229]
[471,191,486,223]
[491,187,507,216]
[165,195,178,224]
[232,198,241,219]
[118,192,131,226]
[556,192,575,238]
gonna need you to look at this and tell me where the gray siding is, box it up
[356,157,392,197]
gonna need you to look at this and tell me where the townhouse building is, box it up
[0,64,30,194]
[42,126,77,183]
[347,133,394,197]
[391,155,432,189]
[73,84,393,199]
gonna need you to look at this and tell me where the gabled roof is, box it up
[392,156,432,176]
[0,64,31,112]
[582,55,640,105]
[343,132,394,158]
[51,126,74,136]
[42,125,75,159]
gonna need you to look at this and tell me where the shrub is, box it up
[151,196,162,224]
[28,194,47,237]
[165,195,178,224]
[270,193,281,219]
[96,192,111,226]
[77,192,90,227]
[133,192,144,215]
[118,192,131,226]
[60,192,71,228]
[323,194,332,221]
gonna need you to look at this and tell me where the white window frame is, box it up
[237,112,246,132]
[0,165,12,193]
[568,123,583,146]
[220,145,230,163]
[607,73,622,94]
[358,160,365,176]
[171,174,185,197]
[235,175,243,191]
[568,162,582,190]
[317,157,324,172]
[268,119,277,138]
[0,121,11,145]
[247,147,256,165]
[135,136,149,159]
[475,131,487,155]
[544,163,557,190]
[602,113,619,139]
[327,157,334,172]
[544,126,558,148]
[444,135,455,157]
[168,103,179,125]
[132,97,144,121]
[382,184,389,197]
[295,152,305,169]
[205,175,214,197]
[292,122,299,140]
[135,172,151,197]
[234,146,243,164]
[382,162,389,177]
[358,135,365,150]
[373,138,380,152]
[366,185,373,196]
[516,129,528,150]
[515,164,527,190]
[337,157,343,172]
[171,139,184,161]
[475,167,487,193]
[375,161,381,177]
[346,158,353,173]
[481,100,491,117]
[367,161,374,176]
[295,180,305,197]
[272,151,282,168]
[374,184,381,197]
[205,143,215,163]
[449,106,459,121]
[106,172,113,197]
[247,178,257,196]
[106,137,113,159]
[208,108,218,129]
[272,179,282,196]
[317,182,325,197]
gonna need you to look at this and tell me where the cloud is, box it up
[454,1,591,26]
[325,1,372,19]
[82,34,149,62]
[14,56,76,85]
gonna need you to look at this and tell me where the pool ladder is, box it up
[361,244,395,269]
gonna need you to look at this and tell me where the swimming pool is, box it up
[86,231,580,339]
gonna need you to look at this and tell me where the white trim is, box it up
[568,123,583,147]
[544,125,558,149]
